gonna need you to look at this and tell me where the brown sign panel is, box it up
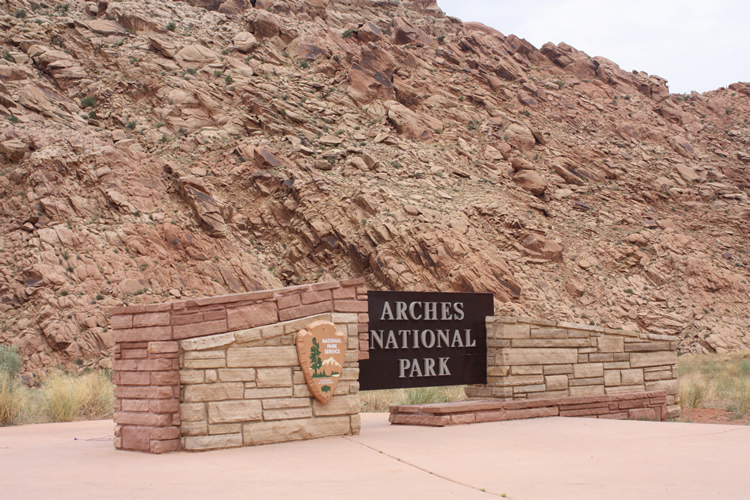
[359,291,493,391]
[297,321,347,404]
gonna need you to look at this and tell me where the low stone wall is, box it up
[110,279,367,453]
[180,313,361,451]
[390,391,669,426]
[466,317,680,418]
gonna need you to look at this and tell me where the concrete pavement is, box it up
[1,414,749,499]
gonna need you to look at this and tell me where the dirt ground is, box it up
[679,408,750,426]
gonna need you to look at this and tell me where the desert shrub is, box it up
[0,345,22,379]
[80,95,96,108]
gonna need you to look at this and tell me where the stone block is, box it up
[569,377,604,387]
[511,365,543,375]
[118,371,151,386]
[493,375,544,387]
[279,302,334,322]
[262,399,311,410]
[243,416,351,446]
[621,369,644,385]
[150,399,180,413]
[111,314,133,330]
[244,387,293,399]
[114,412,171,427]
[499,348,579,365]
[183,433,243,451]
[263,407,314,420]
[121,426,150,452]
[227,346,298,368]
[183,383,244,402]
[331,313,359,324]
[133,312,171,328]
[113,326,172,343]
[529,327,569,338]
[149,341,179,354]
[209,423,242,435]
[181,421,207,436]
[182,358,226,369]
[574,363,604,378]
[544,364,574,375]
[630,351,678,368]
[604,370,621,387]
[227,302,278,331]
[301,290,332,305]
[181,332,236,351]
[283,314,331,334]
[151,371,179,386]
[598,336,624,353]
[114,386,175,400]
[261,323,285,339]
[569,386,605,397]
[208,400,262,423]
[644,370,673,381]
[293,383,312,398]
[646,379,679,395]
[173,320,228,340]
[312,395,360,417]
[333,300,368,313]
[605,385,646,395]
[494,323,530,339]
[217,368,256,382]
[121,399,151,412]
[545,375,569,391]
[256,367,292,388]
[235,328,262,343]
[629,408,658,421]
[389,414,450,426]
[180,370,204,384]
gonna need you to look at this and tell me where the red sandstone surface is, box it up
[0,0,747,377]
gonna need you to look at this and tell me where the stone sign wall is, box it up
[110,279,367,453]
[180,313,361,451]
[465,317,680,418]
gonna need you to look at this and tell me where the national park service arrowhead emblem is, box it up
[296,321,346,404]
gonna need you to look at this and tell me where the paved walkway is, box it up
[1,414,749,499]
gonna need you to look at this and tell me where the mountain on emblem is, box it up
[296,321,347,404]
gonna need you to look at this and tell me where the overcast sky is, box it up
[437,0,750,94]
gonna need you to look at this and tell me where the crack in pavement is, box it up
[344,436,507,498]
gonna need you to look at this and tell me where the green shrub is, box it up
[81,95,96,108]
[166,21,176,31]
[0,345,22,379]
[341,29,353,39]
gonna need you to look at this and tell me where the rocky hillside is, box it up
[0,0,747,376]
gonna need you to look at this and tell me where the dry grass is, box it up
[41,371,114,422]
[361,385,466,412]
[0,371,27,425]
[679,351,750,415]
[0,370,114,425]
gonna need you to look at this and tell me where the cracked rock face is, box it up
[0,0,748,375]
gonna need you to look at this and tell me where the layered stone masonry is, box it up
[466,317,680,418]
[180,312,361,451]
[110,279,367,454]
[390,391,670,426]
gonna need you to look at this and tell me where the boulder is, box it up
[513,170,547,196]
[519,233,564,261]
[232,32,258,53]
[503,123,536,152]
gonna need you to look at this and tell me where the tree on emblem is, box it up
[321,385,331,394]
[310,337,322,377]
